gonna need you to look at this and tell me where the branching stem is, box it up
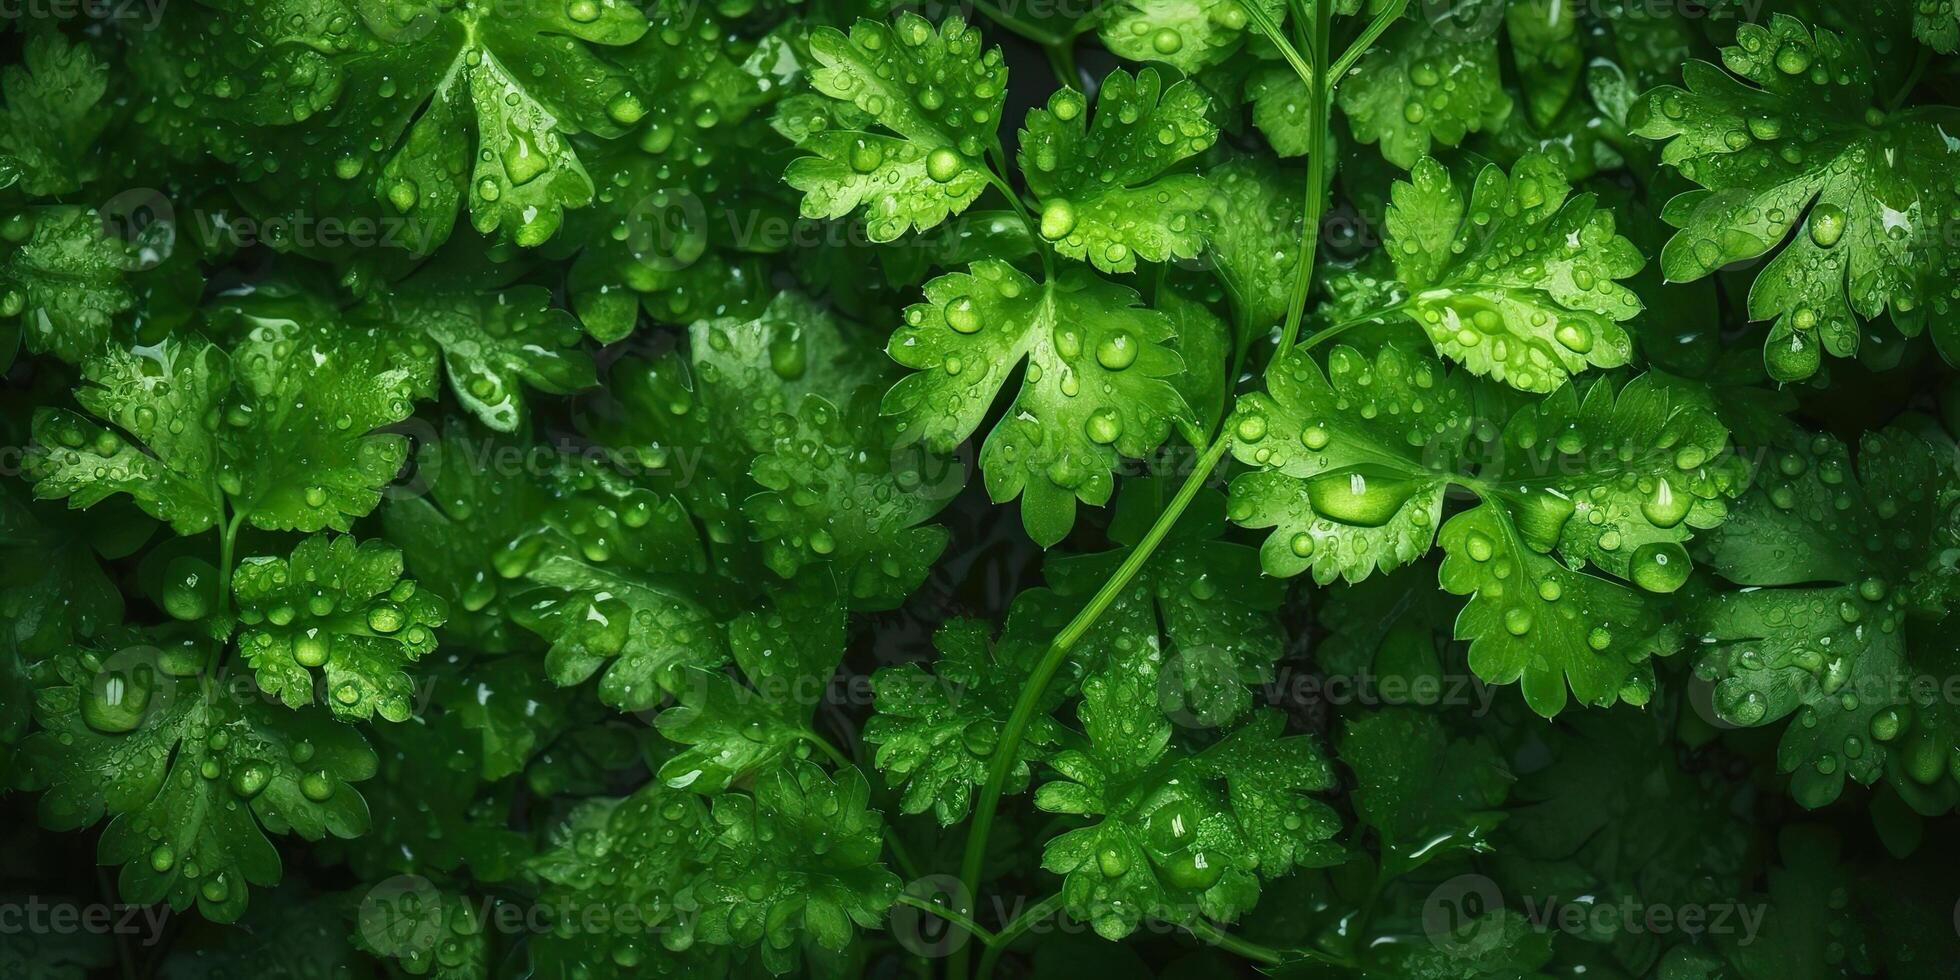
[945,6,1412,976]
[1276,0,1335,356]
[975,894,1064,979]
[1183,919,1286,965]
[948,432,1233,980]
[897,894,1000,946]
[1328,0,1408,83]
[969,0,1070,48]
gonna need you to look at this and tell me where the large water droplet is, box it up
[1629,541,1691,593]
[1641,478,1691,529]
[1305,470,1416,528]
[81,665,155,734]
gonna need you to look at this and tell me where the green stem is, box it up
[1183,920,1286,966]
[1276,0,1334,357]
[984,149,1054,279]
[1295,301,1414,351]
[1228,305,1254,390]
[205,508,247,679]
[1045,39,1079,88]
[1242,1,1315,81]
[897,894,999,946]
[216,509,244,605]
[1326,0,1408,84]
[949,432,1234,980]
[969,0,1069,47]
[883,830,922,882]
[975,894,1063,980]
[1889,45,1931,113]
[1054,434,1232,648]
[801,730,855,769]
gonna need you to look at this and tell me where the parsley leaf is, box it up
[1229,344,1745,714]
[1506,0,1584,131]
[329,709,529,882]
[745,390,956,610]
[352,885,486,980]
[1201,156,1306,334]
[29,326,430,535]
[592,292,893,555]
[1,485,123,656]
[1050,479,1286,728]
[526,788,716,976]
[0,34,110,198]
[377,284,597,432]
[139,0,652,250]
[28,336,230,534]
[867,616,1062,825]
[1228,344,1475,584]
[1345,151,1647,392]
[691,762,902,973]
[1,207,137,365]
[789,14,1006,241]
[1097,0,1275,73]
[1917,0,1960,51]
[885,261,1193,545]
[1018,68,1218,273]
[1035,659,1340,938]
[509,486,724,714]
[1335,0,1514,168]
[21,636,376,922]
[1635,13,1960,380]
[1338,708,1510,879]
[1692,427,1960,809]
[380,419,550,653]
[654,573,844,794]
[233,534,447,723]
[1439,501,1678,716]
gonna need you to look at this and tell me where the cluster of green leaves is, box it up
[4,1,1960,979]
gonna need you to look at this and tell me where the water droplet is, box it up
[1039,198,1077,241]
[81,665,155,734]
[926,147,963,183]
[1503,607,1534,636]
[1809,204,1846,248]
[230,761,271,799]
[1234,413,1267,443]
[1305,471,1415,528]
[1641,478,1691,529]
[945,296,982,334]
[1629,541,1691,593]
[367,603,405,633]
[1159,848,1223,890]
[1095,331,1138,371]
[1097,846,1129,878]
[300,770,335,802]
[1086,409,1122,445]
[294,631,329,668]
